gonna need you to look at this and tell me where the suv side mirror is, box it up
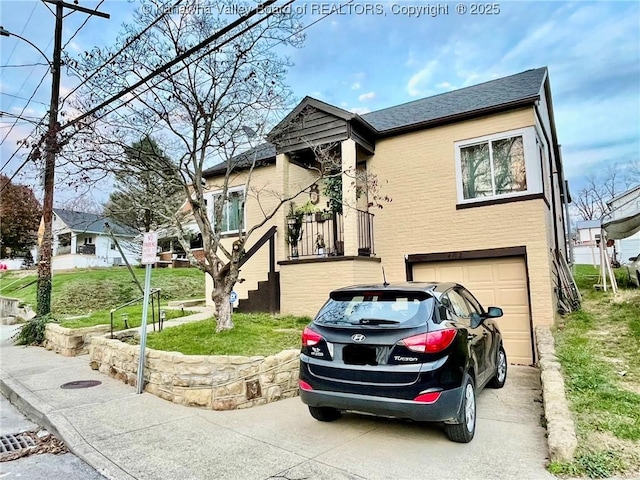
[486,307,503,318]
[470,312,483,328]
[629,256,638,262]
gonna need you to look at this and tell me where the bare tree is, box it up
[572,164,627,221]
[61,0,307,331]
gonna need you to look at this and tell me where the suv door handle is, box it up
[467,334,474,340]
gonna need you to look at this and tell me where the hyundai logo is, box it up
[351,333,366,342]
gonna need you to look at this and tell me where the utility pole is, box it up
[37,1,109,316]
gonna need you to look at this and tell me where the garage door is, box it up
[412,257,533,365]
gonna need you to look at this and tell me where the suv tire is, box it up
[487,345,507,389]
[444,376,476,443]
[308,406,341,422]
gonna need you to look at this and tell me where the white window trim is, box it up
[454,127,542,205]
[206,185,246,235]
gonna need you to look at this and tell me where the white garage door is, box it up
[413,257,533,365]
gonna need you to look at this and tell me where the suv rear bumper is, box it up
[300,386,464,422]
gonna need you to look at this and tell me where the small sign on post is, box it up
[229,291,238,304]
[137,232,158,394]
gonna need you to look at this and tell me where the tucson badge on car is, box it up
[299,282,507,443]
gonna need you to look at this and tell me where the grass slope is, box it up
[0,268,204,315]
[550,265,640,478]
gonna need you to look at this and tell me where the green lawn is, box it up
[60,305,192,330]
[0,267,204,315]
[146,313,311,356]
[550,264,640,478]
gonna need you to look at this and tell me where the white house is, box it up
[42,209,140,270]
[572,219,608,265]
[605,184,640,264]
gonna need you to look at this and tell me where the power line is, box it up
[61,0,106,51]
[65,0,283,130]
[59,0,185,109]
[0,117,47,174]
[2,1,38,65]
[1,62,49,68]
[0,92,49,107]
[87,0,352,131]
[0,68,50,146]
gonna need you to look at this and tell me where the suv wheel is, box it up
[444,376,476,443]
[308,406,341,422]
[488,345,507,389]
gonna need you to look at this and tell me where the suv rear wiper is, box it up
[358,318,400,325]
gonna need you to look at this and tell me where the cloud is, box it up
[351,82,361,90]
[406,60,438,96]
[350,107,371,115]
[358,91,376,102]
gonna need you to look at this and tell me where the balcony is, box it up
[288,210,374,259]
[77,244,96,255]
[56,245,71,255]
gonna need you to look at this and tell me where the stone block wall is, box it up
[45,323,111,357]
[89,333,300,410]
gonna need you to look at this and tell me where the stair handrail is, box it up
[239,225,277,269]
[110,288,162,338]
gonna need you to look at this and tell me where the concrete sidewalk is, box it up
[0,342,555,480]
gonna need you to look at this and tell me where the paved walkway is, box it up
[0,339,555,480]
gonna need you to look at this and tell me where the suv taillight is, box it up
[302,327,323,347]
[399,329,457,354]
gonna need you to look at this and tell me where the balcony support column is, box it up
[70,234,77,255]
[341,139,358,257]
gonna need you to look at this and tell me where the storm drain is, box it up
[0,433,36,454]
[60,380,102,389]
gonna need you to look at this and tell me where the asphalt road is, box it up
[0,346,105,480]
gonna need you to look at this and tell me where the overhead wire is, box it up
[0,67,50,146]
[89,0,354,133]
[65,0,287,130]
[2,1,38,66]
[59,0,185,109]
[61,0,106,52]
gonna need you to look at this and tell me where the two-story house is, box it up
[201,67,575,365]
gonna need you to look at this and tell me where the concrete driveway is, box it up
[1,343,553,479]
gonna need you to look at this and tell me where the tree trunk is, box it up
[213,289,234,332]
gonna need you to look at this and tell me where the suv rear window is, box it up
[315,291,434,328]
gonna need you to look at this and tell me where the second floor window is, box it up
[460,135,526,199]
[212,188,245,234]
[455,127,542,205]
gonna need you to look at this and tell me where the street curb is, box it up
[535,325,578,463]
[0,374,134,480]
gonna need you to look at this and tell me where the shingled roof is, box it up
[202,143,276,178]
[202,67,549,177]
[361,67,547,133]
[53,209,138,236]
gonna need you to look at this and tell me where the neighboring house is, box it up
[201,67,574,366]
[605,184,640,263]
[40,209,140,270]
[572,219,610,266]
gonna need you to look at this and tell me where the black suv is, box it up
[299,282,507,443]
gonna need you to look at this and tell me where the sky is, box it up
[1,0,639,207]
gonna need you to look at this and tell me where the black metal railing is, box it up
[77,244,96,255]
[109,288,164,338]
[357,210,375,256]
[289,210,374,259]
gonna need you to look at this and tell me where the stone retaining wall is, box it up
[89,333,300,410]
[44,323,111,357]
[535,325,578,462]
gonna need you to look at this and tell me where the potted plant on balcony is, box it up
[298,199,320,222]
[286,203,304,259]
[315,234,326,257]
